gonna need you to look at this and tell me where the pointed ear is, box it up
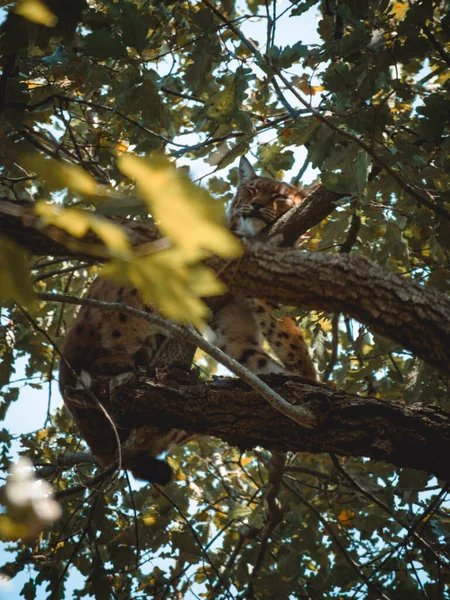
[238,156,256,185]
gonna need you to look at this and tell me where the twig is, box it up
[55,464,117,500]
[17,305,123,481]
[154,484,234,600]
[283,480,393,600]
[125,471,141,572]
[330,455,449,568]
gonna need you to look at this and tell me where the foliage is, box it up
[0,0,449,598]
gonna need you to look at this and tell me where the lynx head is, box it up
[228,156,306,238]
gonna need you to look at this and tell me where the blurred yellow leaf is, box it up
[0,236,36,307]
[36,203,91,238]
[36,203,130,254]
[337,508,355,526]
[15,0,57,26]
[391,1,408,20]
[117,154,242,261]
[62,164,98,195]
[24,155,97,195]
[101,247,222,327]
[0,514,29,542]
[37,429,48,441]
[89,219,130,253]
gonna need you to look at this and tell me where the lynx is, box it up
[213,156,316,380]
[59,156,316,485]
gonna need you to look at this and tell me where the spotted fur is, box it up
[59,280,194,485]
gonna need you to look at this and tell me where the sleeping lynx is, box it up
[59,156,316,485]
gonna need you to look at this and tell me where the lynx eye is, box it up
[276,196,294,207]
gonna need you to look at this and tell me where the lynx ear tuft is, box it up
[238,156,257,185]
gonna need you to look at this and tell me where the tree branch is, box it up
[210,249,450,376]
[65,369,450,482]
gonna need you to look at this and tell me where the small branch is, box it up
[422,23,450,68]
[54,464,117,500]
[38,291,318,429]
[284,480,393,600]
[331,456,448,568]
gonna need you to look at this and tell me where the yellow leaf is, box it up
[117,154,242,261]
[142,515,156,526]
[24,155,97,195]
[116,141,129,153]
[337,508,355,526]
[15,0,57,26]
[35,202,91,238]
[0,236,36,307]
[62,164,98,195]
[37,429,48,441]
[292,76,321,96]
[35,203,129,255]
[129,252,209,328]
[391,1,408,20]
[89,219,130,254]
[188,264,226,297]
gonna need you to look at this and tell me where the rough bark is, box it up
[0,186,339,257]
[210,249,450,376]
[65,370,450,482]
[259,186,344,246]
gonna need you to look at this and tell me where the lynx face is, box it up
[228,156,306,238]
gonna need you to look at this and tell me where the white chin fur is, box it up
[238,217,267,238]
[76,370,92,389]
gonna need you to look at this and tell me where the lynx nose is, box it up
[251,200,264,211]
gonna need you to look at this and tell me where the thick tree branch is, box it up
[65,370,450,482]
[210,249,450,376]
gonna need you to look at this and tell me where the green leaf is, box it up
[84,30,128,59]
[0,237,35,307]
[259,145,295,172]
[20,580,37,600]
[320,170,353,194]
[353,150,371,195]
[120,3,148,53]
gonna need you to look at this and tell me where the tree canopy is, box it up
[0,0,449,598]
